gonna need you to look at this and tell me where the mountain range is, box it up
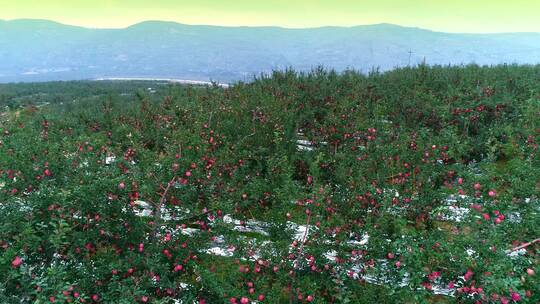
[1,19,540,83]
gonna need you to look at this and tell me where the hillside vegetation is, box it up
[0,65,539,303]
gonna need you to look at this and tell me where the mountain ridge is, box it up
[4,19,540,34]
[1,19,540,83]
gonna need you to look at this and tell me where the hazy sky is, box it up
[1,0,540,33]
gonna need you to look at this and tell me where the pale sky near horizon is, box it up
[1,0,540,33]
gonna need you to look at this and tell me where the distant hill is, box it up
[1,19,540,83]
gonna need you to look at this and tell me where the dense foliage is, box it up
[0,65,539,303]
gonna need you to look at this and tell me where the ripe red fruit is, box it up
[473,183,481,190]
[307,295,314,302]
[464,269,473,281]
[526,268,534,276]
[91,294,99,301]
[118,182,125,189]
[257,294,265,301]
[44,168,52,176]
[11,256,22,267]
[240,297,249,304]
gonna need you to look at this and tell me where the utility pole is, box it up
[408,50,414,66]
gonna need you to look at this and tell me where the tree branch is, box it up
[506,238,540,253]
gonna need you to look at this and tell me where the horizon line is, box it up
[2,18,540,35]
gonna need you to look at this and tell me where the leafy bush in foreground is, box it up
[0,65,539,303]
